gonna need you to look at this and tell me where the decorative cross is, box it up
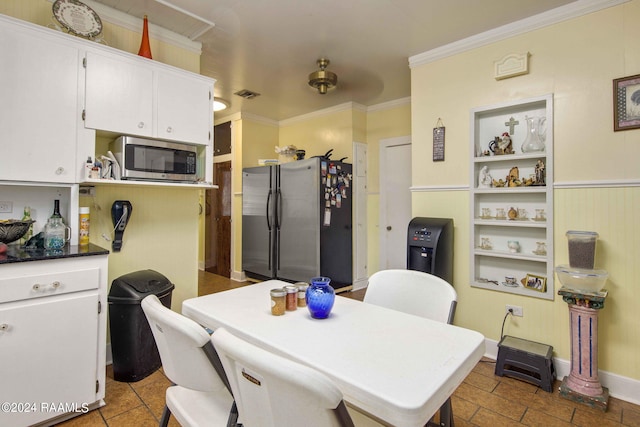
[505,116,519,134]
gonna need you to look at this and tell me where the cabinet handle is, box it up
[55,167,64,175]
[166,126,173,133]
[32,281,61,291]
[138,122,145,128]
[0,324,8,332]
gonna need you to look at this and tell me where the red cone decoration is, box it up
[138,15,152,59]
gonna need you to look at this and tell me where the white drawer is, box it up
[0,268,99,304]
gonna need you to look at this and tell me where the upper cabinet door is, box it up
[84,51,154,137]
[157,71,212,145]
[0,24,79,183]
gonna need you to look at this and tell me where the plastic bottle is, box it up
[19,206,33,246]
[85,156,93,180]
[79,207,90,245]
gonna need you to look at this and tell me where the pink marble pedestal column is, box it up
[558,286,609,411]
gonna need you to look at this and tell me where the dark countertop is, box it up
[0,243,109,264]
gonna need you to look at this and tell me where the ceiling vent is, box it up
[234,89,261,99]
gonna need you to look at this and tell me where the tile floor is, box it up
[57,272,640,427]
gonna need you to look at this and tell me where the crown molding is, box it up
[279,102,367,126]
[409,0,630,68]
[240,112,280,127]
[367,97,411,112]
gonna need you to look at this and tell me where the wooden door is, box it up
[205,161,232,277]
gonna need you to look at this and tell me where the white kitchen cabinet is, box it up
[157,70,213,145]
[84,50,213,146]
[0,16,80,183]
[84,51,154,139]
[469,94,554,300]
[0,253,108,426]
[0,13,214,188]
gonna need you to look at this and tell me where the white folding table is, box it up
[182,280,485,427]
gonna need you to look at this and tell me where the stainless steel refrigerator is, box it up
[242,157,352,289]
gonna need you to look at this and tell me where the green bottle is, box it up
[19,206,33,246]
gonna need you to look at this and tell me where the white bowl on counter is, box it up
[555,265,608,293]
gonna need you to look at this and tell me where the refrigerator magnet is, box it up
[323,208,331,226]
[336,193,342,208]
[329,163,337,174]
[321,161,327,175]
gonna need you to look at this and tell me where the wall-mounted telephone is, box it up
[111,200,133,252]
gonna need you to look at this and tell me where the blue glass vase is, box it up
[306,276,335,319]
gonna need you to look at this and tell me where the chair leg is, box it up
[227,401,239,427]
[159,404,171,427]
[426,398,453,427]
[438,398,453,427]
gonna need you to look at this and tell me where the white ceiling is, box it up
[88,0,581,121]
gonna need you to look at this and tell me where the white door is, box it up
[353,142,368,289]
[379,137,412,270]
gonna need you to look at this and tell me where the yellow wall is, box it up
[232,117,280,273]
[279,106,362,161]
[3,0,203,311]
[226,103,409,280]
[241,118,280,168]
[410,1,640,380]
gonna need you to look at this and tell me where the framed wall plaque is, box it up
[613,74,640,131]
[433,120,445,161]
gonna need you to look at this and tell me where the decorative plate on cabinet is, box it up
[52,0,103,39]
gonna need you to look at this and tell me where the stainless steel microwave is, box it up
[110,136,198,182]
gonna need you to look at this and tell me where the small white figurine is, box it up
[478,166,493,188]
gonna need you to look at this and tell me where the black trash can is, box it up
[108,269,175,382]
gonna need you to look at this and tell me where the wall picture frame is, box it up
[524,274,546,293]
[613,74,640,131]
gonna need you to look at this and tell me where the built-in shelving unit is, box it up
[469,94,554,300]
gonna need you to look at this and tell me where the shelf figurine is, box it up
[478,166,493,188]
[535,160,546,185]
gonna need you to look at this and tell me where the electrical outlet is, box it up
[0,201,13,213]
[506,305,523,317]
[79,186,96,197]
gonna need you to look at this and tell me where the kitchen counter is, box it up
[0,243,109,264]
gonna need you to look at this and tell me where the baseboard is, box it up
[231,270,247,282]
[484,338,640,405]
[352,278,368,291]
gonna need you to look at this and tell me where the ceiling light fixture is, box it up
[308,58,337,95]
[213,97,229,112]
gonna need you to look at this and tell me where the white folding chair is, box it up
[211,327,355,427]
[364,269,458,427]
[141,295,238,427]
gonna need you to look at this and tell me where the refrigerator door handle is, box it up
[275,189,283,271]
[275,189,283,229]
[266,190,273,231]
